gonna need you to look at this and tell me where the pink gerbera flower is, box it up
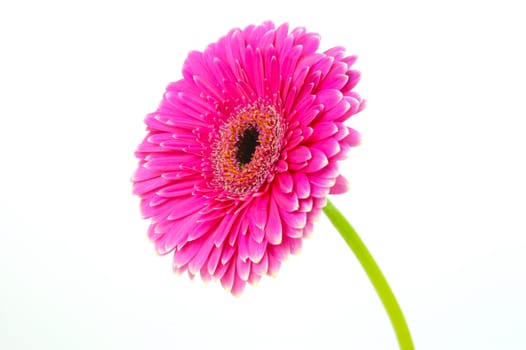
[133,21,365,295]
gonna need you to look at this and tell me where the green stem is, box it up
[323,199,414,350]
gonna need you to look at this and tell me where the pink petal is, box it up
[343,127,361,147]
[280,210,307,229]
[275,159,289,172]
[311,138,341,158]
[319,73,348,90]
[288,161,307,171]
[207,245,223,275]
[289,238,302,255]
[344,70,361,91]
[248,237,267,263]
[248,271,263,285]
[173,241,201,268]
[154,213,198,254]
[220,242,236,265]
[313,197,328,209]
[315,89,343,110]
[167,197,204,220]
[132,165,158,182]
[310,184,330,198]
[220,262,236,292]
[252,253,268,276]
[213,213,238,246]
[236,257,251,281]
[236,235,249,262]
[276,171,293,193]
[320,98,352,122]
[284,226,303,238]
[267,253,282,277]
[231,276,246,296]
[133,176,171,196]
[272,188,299,212]
[304,148,329,172]
[308,122,339,142]
[249,195,268,230]
[155,179,197,198]
[330,175,351,194]
[298,198,313,212]
[309,174,337,188]
[214,262,229,280]
[288,146,312,163]
[200,268,212,283]
[293,172,311,199]
[188,235,215,275]
[249,220,266,243]
[266,197,283,244]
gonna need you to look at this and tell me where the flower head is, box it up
[133,21,365,294]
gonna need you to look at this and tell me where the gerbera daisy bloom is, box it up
[133,21,365,295]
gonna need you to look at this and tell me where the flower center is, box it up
[235,126,260,166]
[211,104,284,198]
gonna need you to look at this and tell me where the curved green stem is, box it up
[323,199,414,350]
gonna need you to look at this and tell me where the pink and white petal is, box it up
[266,197,283,245]
[315,89,343,111]
[280,210,307,229]
[236,235,250,262]
[267,252,283,277]
[188,234,216,275]
[214,261,229,280]
[310,138,341,158]
[252,253,269,276]
[298,197,313,212]
[275,159,289,172]
[220,262,236,292]
[284,225,303,238]
[288,161,308,171]
[288,146,312,163]
[308,122,339,142]
[167,196,205,221]
[248,270,263,286]
[293,172,311,199]
[330,175,351,194]
[154,213,198,254]
[276,171,294,193]
[155,178,199,198]
[289,237,302,255]
[213,212,238,246]
[200,268,212,283]
[249,220,266,243]
[272,187,299,212]
[173,239,202,269]
[207,245,223,275]
[303,220,315,238]
[132,165,159,182]
[309,174,337,188]
[313,197,328,209]
[342,127,361,147]
[248,237,267,263]
[236,256,251,281]
[249,195,268,230]
[231,276,247,296]
[133,176,171,196]
[304,148,329,173]
[310,184,331,198]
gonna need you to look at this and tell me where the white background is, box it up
[1,0,525,349]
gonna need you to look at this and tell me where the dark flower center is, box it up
[235,126,260,166]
